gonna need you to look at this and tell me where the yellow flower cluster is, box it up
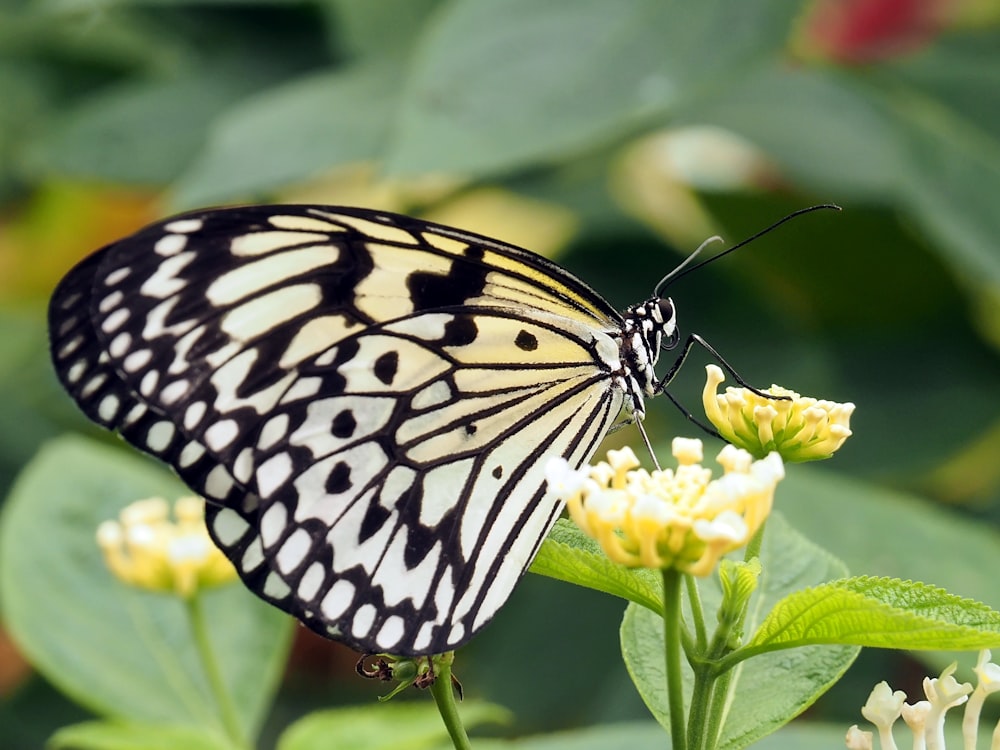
[96,496,236,598]
[546,439,784,575]
[702,364,855,462]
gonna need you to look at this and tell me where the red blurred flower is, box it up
[800,0,955,63]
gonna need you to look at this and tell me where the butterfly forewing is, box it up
[49,205,636,655]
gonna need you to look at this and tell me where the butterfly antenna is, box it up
[655,204,841,294]
[653,235,723,297]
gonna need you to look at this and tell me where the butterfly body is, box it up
[49,205,677,655]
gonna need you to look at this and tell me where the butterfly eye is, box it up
[657,298,675,324]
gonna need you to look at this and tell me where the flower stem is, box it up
[662,568,688,750]
[429,653,471,750]
[186,594,249,749]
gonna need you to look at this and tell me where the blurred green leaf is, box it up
[327,0,441,61]
[171,62,402,207]
[0,436,293,737]
[49,720,234,750]
[676,66,904,198]
[530,519,662,614]
[386,0,800,176]
[620,513,856,749]
[25,72,267,185]
[778,467,1000,611]
[277,701,511,750]
[440,721,667,750]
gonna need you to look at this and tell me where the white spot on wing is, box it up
[241,538,265,572]
[204,464,235,498]
[204,419,239,451]
[140,251,196,298]
[257,414,289,451]
[102,309,130,335]
[269,214,338,232]
[164,218,203,233]
[98,290,123,313]
[210,507,250,546]
[178,441,205,467]
[108,332,131,358]
[275,528,311,574]
[376,616,405,649]
[97,395,120,421]
[145,421,175,452]
[207,246,338,306]
[320,579,355,620]
[105,267,131,286]
[263,572,291,599]
[139,370,159,397]
[230,231,329,257]
[154,234,187,256]
[257,453,292,497]
[123,349,153,374]
[220,284,322,341]
[184,401,206,430]
[418,460,472,527]
[260,501,288,548]
[298,562,325,601]
[351,603,377,638]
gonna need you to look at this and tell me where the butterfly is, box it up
[48,204,689,656]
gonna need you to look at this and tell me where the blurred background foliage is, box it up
[1,0,999,746]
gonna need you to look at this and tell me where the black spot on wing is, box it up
[440,315,478,346]
[325,461,352,494]
[374,350,399,385]
[491,465,503,479]
[407,247,487,311]
[331,409,356,438]
[515,330,538,351]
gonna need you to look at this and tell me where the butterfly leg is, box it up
[656,333,788,401]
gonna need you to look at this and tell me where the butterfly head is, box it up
[620,295,679,408]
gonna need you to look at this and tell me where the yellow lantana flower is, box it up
[546,439,783,575]
[702,364,855,462]
[96,496,236,598]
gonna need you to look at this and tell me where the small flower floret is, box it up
[96,496,236,598]
[850,653,1000,750]
[703,364,854,461]
[546,439,783,574]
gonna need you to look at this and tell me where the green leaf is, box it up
[436,721,666,750]
[48,720,234,750]
[0,436,293,737]
[276,701,511,750]
[25,71,269,185]
[620,514,857,750]
[529,519,662,614]
[745,576,1000,654]
[386,0,799,176]
[778,468,1000,613]
[676,66,904,198]
[171,62,403,208]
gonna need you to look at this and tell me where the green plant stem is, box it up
[186,593,249,749]
[703,667,735,749]
[662,568,687,750]
[429,653,471,750]
[684,574,708,652]
[686,666,714,750]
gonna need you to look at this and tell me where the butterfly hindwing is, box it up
[49,205,634,654]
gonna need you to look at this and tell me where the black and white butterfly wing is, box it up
[49,206,630,655]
